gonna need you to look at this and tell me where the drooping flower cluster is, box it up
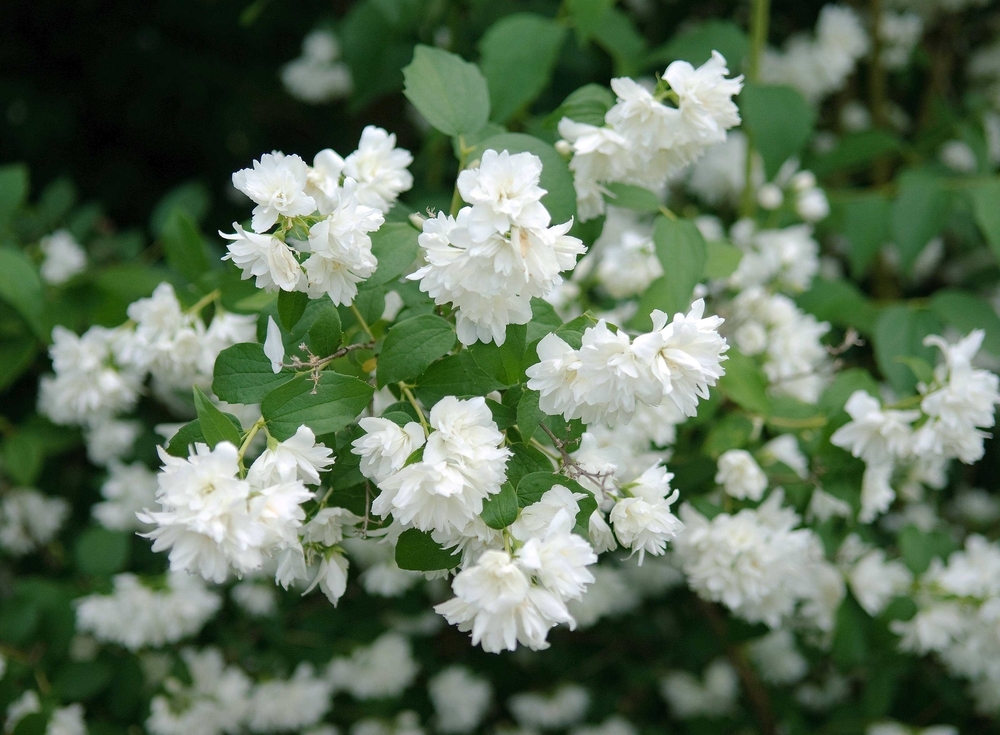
[557,51,744,220]
[74,572,221,650]
[411,150,586,345]
[526,299,728,426]
[38,229,87,285]
[139,425,333,583]
[223,127,412,305]
[831,330,1000,523]
[0,487,69,556]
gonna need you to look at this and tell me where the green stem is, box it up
[349,303,375,341]
[399,383,430,433]
[186,288,221,316]
[739,0,771,218]
[237,416,267,468]
[450,135,471,217]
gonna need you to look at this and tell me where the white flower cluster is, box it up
[146,647,334,735]
[526,299,727,425]
[74,572,221,650]
[281,29,353,104]
[412,150,585,345]
[673,491,844,631]
[728,287,832,404]
[557,51,743,220]
[38,282,255,446]
[881,11,924,69]
[508,684,590,730]
[831,330,1000,523]
[572,207,662,300]
[140,425,333,583]
[837,534,913,616]
[224,127,412,304]
[92,460,158,531]
[0,487,69,556]
[761,5,870,104]
[5,692,85,735]
[327,633,420,700]
[892,535,1000,715]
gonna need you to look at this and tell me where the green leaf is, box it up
[277,290,309,331]
[647,20,748,68]
[630,216,706,328]
[703,414,753,459]
[891,171,949,272]
[307,304,343,356]
[506,443,553,487]
[473,133,577,224]
[413,352,505,406]
[566,0,614,42]
[969,179,1000,264]
[402,45,490,137]
[165,415,244,457]
[12,713,48,735]
[481,482,519,529]
[526,297,562,343]
[0,247,47,339]
[703,239,743,280]
[873,305,942,394]
[810,130,903,178]
[161,210,212,283]
[74,528,130,576]
[546,84,615,127]
[377,314,456,387]
[261,372,374,441]
[479,14,566,124]
[820,369,882,417]
[468,324,526,385]
[796,279,878,337]
[363,223,421,289]
[739,83,815,179]
[193,386,243,448]
[516,472,568,507]
[2,432,44,486]
[603,182,661,212]
[0,335,37,392]
[0,163,29,228]
[840,193,890,278]
[150,181,211,236]
[832,596,869,667]
[395,528,461,571]
[517,388,545,442]
[898,525,957,575]
[930,289,1000,356]
[54,660,114,702]
[591,7,646,76]
[717,349,770,415]
[213,342,293,404]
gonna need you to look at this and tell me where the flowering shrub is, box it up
[2,1,1000,735]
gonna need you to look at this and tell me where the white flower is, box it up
[661,659,739,719]
[0,489,69,556]
[344,126,414,212]
[748,629,808,684]
[634,299,729,417]
[848,549,913,615]
[761,434,809,479]
[428,667,492,734]
[508,685,590,730]
[304,550,350,605]
[230,580,278,617]
[263,316,284,373]
[457,150,549,239]
[39,229,87,285]
[221,224,303,292]
[300,178,383,305]
[301,506,360,546]
[327,632,420,699]
[247,425,335,486]
[510,485,585,542]
[232,152,317,233]
[247,663,333,733]
[92,460,158,531]
[609,464,683,564]
[830,391,918,465]
[74,572,221,651]
[84,417,141,466]
[795,187,830,222]
[715,449,767,501]
[859,462,896,524]
[516,510,597,601]
[353,417,426,483]
[606,77,682,150]
[47,704,86,735]
[435,549,573,653]
[663,51,743,146]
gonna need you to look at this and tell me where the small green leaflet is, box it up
[260,372,374,441]
[193,386,242,448]
[402,46,490,137]
[395,528,462,571]
[377,314,456,387]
